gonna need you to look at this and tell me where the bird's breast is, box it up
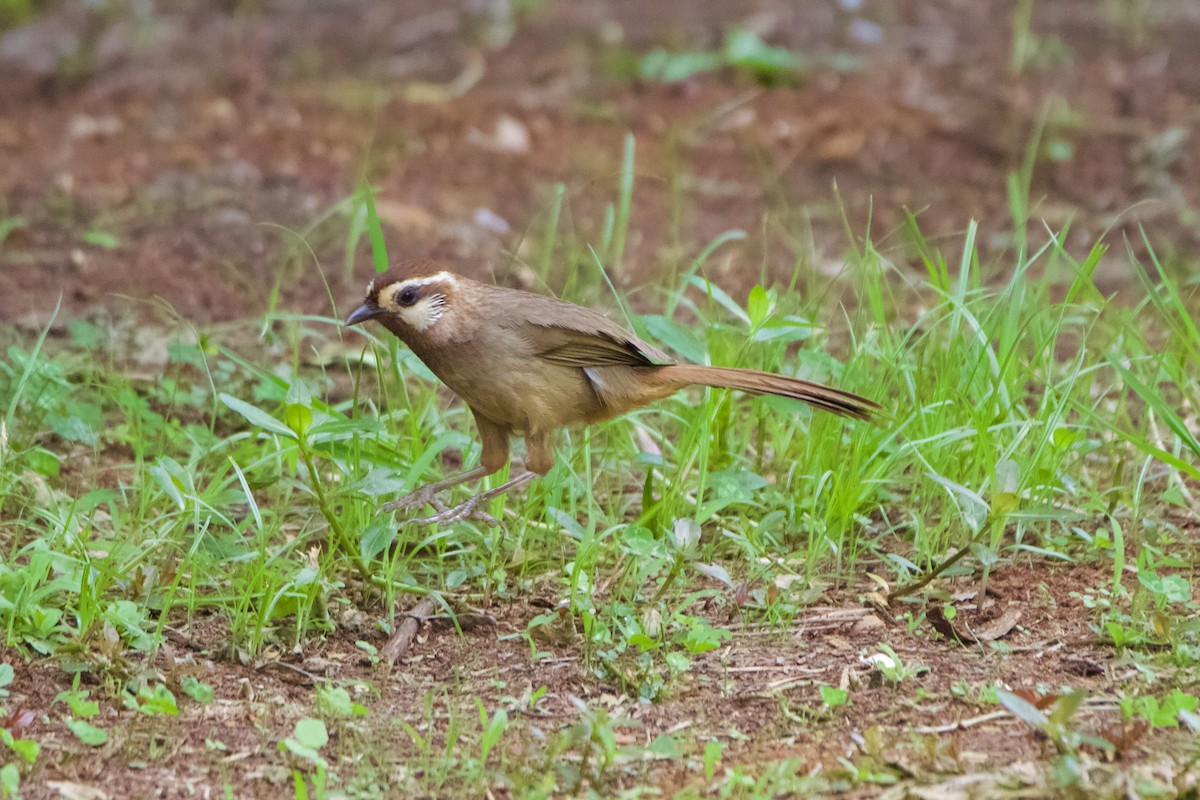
[412,333,606,436]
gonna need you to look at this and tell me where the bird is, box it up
[345,260,880,524]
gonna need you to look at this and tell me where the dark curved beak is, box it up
[345,302,382,327]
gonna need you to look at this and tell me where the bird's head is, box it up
[345,261,461,337]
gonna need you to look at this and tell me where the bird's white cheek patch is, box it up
[397,296,446,332]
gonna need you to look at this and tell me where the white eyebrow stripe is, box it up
[396,271,455,290]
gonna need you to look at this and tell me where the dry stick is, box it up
[914,710,1009,734]
[384,596,437,664]
[888,543,974,601]
[916,698,1121,735]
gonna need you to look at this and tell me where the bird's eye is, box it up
[397,288,418,307]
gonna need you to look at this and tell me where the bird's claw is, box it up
[410,495,500,527]
[379,490,499,526]
[378,469,532,526]
[379,487,442,515]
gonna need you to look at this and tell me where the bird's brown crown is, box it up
[365,260,456,303]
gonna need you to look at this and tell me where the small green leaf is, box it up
[55,690,99,719]
[927,472,989,533]
[686,274,751,324]
[360,517,398,562]
[820,685,849,707]
[640,314,709,364]
[69,319,104,348]
[664,651,691,673]
[639,48,722,82]
[280,738,327,769]
[105,600,155,651]
[293,718,328,750]
[704,740,722,780]
[992,459,1020,516]
[181,675,214,704]
[746,285,771,327]
[67,718,108,746]
[126,684,178,716]
[627,633,657,651]
[285,404,313,437]
[681,622,731,654]
[1051,426,1081,450]
[24,447,61,476]
[752,315,814,343]
[1047,690,1087,727]
[220,393,296,439]
[724,28,804,74]
[647,733,681,758]
[318,685,367,718]
[619,526,669,560]
[47,413,99,446]
[1,763,19,796]
[0,215,26,245]
[286,379,312,407]
[82,230,120,249]
[480,707,508,762]
[992,492,1020,517]
[997,689,1048,729]
[694,562,734,588]
[8,735,38,763]
[1158,575,1192,604]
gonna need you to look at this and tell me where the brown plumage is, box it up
[644,364,877,420]
[346,260,880,521]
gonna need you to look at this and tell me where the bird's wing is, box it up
[531,326,670,367]
[497,291,673,368]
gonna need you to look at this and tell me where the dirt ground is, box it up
[2,0,1198,325]
[7,556,1195,799]
[3,1,1200,797]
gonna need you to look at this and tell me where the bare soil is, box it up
[6,556,1194,799]
[2,1,1198,324]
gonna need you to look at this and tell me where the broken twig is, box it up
[384,596,437,664]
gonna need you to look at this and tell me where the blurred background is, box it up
[1,0,1197,323]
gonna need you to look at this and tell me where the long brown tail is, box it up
[659,364,880,421]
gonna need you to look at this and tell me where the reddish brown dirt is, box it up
[3,557,1176,799]
[2,1,1198,325]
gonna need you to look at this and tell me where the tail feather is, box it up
[658,364,879,421]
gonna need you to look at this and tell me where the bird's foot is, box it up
[378,466,493,516]
[379,486,444,515]
[382,470,536,527]
[409,493,501,527]
[379,492,497,526]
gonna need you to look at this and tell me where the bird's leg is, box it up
[379,466,492,514]
[405,430,552,526]
[410,470,537,526]
[381,412,519,522]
